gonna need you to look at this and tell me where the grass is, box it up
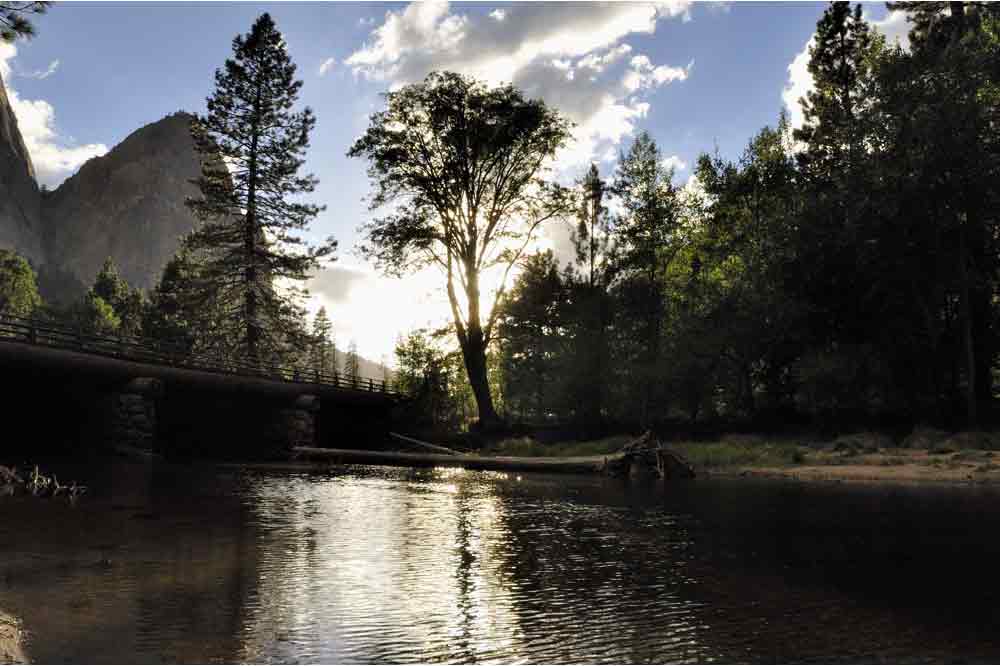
[482,435,633,458]
[482,434,806,468]
[672,441,806,468]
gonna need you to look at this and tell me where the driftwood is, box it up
[602,431,696,480]
[0,464,87,499]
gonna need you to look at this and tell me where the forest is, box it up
[2,2,998,441]
[390,1,1000,437]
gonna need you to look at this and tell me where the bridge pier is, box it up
[269,395,319,451]
[106,378,163,452]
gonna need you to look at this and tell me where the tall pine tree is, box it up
[186,13,335,366]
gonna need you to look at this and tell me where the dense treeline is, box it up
[398,2,1000,433]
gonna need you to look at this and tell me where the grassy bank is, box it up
[480,430,1000,484]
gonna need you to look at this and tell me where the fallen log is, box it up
[388,432,461,456]
[293,446,608,475]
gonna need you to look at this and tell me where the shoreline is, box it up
[285,444,1000,486]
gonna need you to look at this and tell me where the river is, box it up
[1,459,999,663]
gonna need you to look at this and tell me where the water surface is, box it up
[1,460,999,663]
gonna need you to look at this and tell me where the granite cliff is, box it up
[40,112,202,300]
[0,71,43,266]
[0,72,203,303]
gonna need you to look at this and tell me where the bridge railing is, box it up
[0,314,402,396]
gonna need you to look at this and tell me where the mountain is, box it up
[40,112,202,302]
[0,71,43,266]
[0,71,203,303]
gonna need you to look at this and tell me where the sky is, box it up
[0,1,910,364]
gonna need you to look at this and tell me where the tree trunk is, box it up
[461,327,501,429]
[958,224,977,426]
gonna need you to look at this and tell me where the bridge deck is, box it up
[0,315,402,402]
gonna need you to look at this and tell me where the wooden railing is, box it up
[0,314,402,396]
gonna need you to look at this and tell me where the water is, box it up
[2,460,1000,663]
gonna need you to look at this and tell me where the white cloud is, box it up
[0,44,107,188]
[318,57,337,76]
[346,1,693,172]
[782,36,813,130]
[662,154,687,172]
[489,9,506,22]
[20,58,59,80]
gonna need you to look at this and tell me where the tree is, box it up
[350,71,572,429]
[496,251,566,422]
[0,1,49,43]
[344,340,360,385]
[185,13,335,366]
[78,292,120,335]
[145,248,203,354]
[91,257,145,337]
[311,306,333,374]
[608,131,685,426]
[0,249,41,317]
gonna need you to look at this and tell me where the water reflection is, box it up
[1,460,1000,663]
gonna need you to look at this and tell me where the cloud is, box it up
[318,57,337,76]
[782,36,813,130]
[868,8,910,49]
[1,44,107,188]
[662,154,687,172]
[309,265,367,303]
[19,58,59,80]
[345,1,694,170]
[782,9,911,131]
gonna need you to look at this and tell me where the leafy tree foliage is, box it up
[185,13,335,366]
[0,249,41,317]
[489,3,1000,433]
[350,71,573,428]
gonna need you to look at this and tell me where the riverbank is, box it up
[478,430,1000,485]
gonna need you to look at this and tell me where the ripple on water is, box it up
[2,462,1000,662]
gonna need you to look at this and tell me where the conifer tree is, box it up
[344,340,360,384]
[0,1,49,43]
[185,13,336,366]
[311,306,333,374]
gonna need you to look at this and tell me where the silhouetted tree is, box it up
[350,71,572,429]
[185,13,335,366]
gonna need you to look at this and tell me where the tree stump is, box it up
[603,431,695,480]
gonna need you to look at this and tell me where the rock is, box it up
[1,75,207,301]
[40,112,203,302]
[0,72,43,266]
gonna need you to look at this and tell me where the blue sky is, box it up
[1,1,906,361]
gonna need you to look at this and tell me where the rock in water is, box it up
[0,71,44,266]
[41,112,202,302]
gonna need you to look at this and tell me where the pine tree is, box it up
[344,340,360,386]
[0,1,49,43]
[185,13,336,366]
[311,306,333,374]
[573,164,612,289]
[0,249,42,317]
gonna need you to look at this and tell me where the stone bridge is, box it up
[0,316,403,457]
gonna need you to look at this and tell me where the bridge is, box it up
[0,315,405,457]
